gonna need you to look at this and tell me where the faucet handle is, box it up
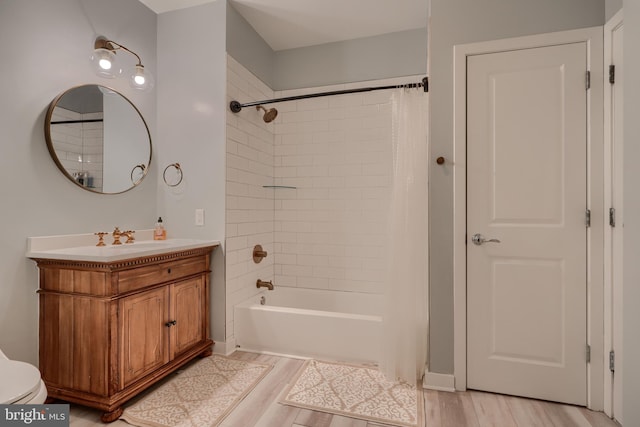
[94,232,108,247]
[253,245,268,263]
[123,230,136,244]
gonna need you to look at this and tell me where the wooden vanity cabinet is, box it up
[34,246,216,422]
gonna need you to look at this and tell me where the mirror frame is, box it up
[44,84,152,194]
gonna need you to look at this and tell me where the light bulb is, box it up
[129,64,154,91]
[134,74,145,85]
[91,48,121,79]
[99,58,112,70]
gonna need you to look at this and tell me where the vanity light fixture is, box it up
[90,37,154,92]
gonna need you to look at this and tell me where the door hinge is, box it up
[585,70,591,90]
[609,65,616,84]
[609,350,615,372]
[585,209,591,228]
[610,208,616,227]
[586,345,591,363]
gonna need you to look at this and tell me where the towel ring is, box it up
[130,164,146,185]
[163,163,183,187]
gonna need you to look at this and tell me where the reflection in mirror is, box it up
[44,85,152,194]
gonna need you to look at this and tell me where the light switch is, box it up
[195,209,204,226]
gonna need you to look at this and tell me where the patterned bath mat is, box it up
[279,359,424,427]
[120,355,272,427]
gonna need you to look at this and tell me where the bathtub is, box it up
[234,287,382,364]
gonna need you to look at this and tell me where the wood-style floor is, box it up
[69,351,620,427]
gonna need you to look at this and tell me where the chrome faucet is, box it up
[256,279,274,290]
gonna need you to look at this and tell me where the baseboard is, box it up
[423,371,456,392]
[232,346,313,361]
[212,338,237,356]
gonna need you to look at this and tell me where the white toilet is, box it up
[0,348,47,404]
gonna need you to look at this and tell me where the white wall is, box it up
[156,1,228,344]
[428,0,605,374]
[0,0,157,364]
[225,56,275,346]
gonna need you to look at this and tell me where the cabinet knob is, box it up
[167,268,172,274]
[165,320,177,327]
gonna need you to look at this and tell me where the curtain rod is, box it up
[51,119,104,124]
[229,77,428,113]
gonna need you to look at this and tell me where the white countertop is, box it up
[26,231,220,262]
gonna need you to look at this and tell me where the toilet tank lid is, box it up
[0,360,42,404]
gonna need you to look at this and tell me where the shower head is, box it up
[256,105,278,123]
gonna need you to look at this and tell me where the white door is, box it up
[466,42,588,405]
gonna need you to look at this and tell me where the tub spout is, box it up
[256,279,274,290]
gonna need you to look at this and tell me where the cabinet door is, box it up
[120,287,169,388]
[170,277,206,358]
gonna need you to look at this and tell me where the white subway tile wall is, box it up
[50,108,104,190]
[226,56,276,343]
[226,54,424,341]
[272,80,402,296]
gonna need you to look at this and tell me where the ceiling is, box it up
[138,0,429,51]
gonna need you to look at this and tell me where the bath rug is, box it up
[279,359,424,427]
[120,354,272,427]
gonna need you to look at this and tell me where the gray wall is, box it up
[428,0,605,374]
[606,0,623,20]
[156,1,228,344]
[225,1,427,91]
[226,2,275,89]
[272,29,427,90]
[623,2,640,425]
[0,0,157,364]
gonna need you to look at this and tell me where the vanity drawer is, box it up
[117,256,208,294]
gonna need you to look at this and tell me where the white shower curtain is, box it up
[380,87,429,384]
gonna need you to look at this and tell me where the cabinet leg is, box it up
[199,348,213,358]
[100,407,123,423]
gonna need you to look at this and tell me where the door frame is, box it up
[452,27,604,409]
[603,8,624,420]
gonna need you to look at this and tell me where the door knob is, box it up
[471,233,501,246]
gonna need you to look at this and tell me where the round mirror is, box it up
[44,84,152,194]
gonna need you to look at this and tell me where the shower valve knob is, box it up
[253,244,268,263]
